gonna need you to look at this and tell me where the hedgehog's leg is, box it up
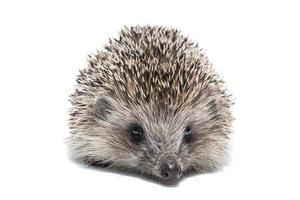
[83,157,111,168]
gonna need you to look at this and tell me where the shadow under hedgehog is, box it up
[68,25,233,184]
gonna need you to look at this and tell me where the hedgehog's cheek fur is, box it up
[68,132,141,169]
[184,135,231,174]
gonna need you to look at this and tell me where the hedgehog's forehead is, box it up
[115,98,191,133]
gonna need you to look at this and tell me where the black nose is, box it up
[160,160,182,180]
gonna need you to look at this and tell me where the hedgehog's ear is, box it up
[95,97,112,120]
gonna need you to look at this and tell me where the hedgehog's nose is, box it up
[160,160,182,180]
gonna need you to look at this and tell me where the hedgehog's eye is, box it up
[129,124,144,143]
[183,126,193,143]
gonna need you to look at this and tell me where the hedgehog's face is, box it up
[69,92,230,182]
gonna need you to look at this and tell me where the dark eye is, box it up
[129,124,144,143]
[183,126,192,143]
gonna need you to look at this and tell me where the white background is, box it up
[0,0,299,199]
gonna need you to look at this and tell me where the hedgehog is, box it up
[68,26,233,183]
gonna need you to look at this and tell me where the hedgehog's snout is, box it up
[160,159,182,180]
